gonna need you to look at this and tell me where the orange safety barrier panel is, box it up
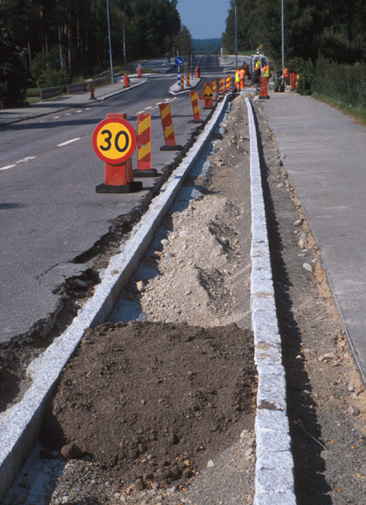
[159,103,183,151]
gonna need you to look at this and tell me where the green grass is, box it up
[312,92,366,125]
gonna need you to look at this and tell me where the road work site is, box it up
[1,83,365,505]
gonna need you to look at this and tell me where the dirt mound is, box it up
[42,321,256,491]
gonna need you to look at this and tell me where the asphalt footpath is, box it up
[261,90,366,383]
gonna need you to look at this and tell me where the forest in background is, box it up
[223,0,365,67]
[0,0,189,103]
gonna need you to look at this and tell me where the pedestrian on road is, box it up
[243,62,251,80]
[262,63,270,85]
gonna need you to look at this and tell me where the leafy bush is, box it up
[296,59,314,96]
[30,47,68,89]
[313,56,366,107]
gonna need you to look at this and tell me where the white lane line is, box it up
[75,110,82,113]
[0,165,16,171]
[16,156,36,164]
[65,113,71,116]
[57,137,81,147]
[53,116,60,119]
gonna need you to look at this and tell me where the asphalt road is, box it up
[0,55,226,343]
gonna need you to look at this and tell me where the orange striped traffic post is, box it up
[159,102,183,151]
[187,72,191,87]
[181,74,185,90]
[226,75,232,91]
[189,91,204,123]
[219,78,226,95]
[133,113,157,178]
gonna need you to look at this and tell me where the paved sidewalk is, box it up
[261,91,366,383]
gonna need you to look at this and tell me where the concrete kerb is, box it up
[96,78,147,101]
[245,97,297,505]
[0,93,232,502]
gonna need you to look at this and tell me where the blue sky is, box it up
[177,0,231,39]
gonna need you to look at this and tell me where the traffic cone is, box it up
[124,74,129,87]
[195,66,200,77]
[90,87,96,100]
[259,77,270,99]
[96,113,143,193]
[138,66,142,78]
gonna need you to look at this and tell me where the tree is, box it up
[175,25,192,58]
[0,20,27,105]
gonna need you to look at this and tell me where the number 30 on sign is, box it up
[92,117,137,164]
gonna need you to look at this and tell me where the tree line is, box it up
[0,0,191,104]
[223,0,365,68]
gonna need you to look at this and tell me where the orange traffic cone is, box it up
[195,66,200,78]
[259,77,270,99]
[124,74,129,87]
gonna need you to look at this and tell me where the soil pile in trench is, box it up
[42,321,256,490]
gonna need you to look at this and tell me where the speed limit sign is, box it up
[92,117,137,164]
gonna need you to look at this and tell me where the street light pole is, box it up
[281,0,285,76]
[235,2,238,68]
[123,11,127,65]
[107,0,114,83]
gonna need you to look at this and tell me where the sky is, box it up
[177,0,231,40]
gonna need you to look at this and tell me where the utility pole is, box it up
[107,0,114,83]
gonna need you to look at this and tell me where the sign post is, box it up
[92,116,142,193]
[175,56,184,89]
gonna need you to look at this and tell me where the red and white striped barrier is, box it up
[133,113,157,177]
[189,91,203,123]
[159,102,183,151]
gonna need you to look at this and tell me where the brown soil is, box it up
[42,322,255,489]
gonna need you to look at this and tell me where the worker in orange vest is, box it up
[239,66,246,90]
[235,67,240,91]
[284,67,289,85]
[262,63,270,85]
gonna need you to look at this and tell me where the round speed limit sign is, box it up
[92,117,137,165]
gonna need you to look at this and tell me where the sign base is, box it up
[133,169,158,178]
[160,145,184,151]
[96,181,143,193]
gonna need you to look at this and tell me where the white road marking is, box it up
[75,110,82,113]
[16,156,36,164]
[65,113,71,116]
[0,165,16,171]
[53,116,60,119]
[57,137,81,147]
